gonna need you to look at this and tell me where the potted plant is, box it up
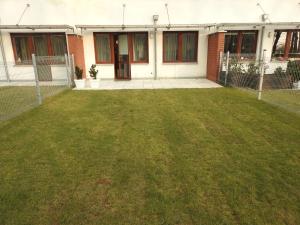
[89,64,99,88]
[74,66,85,88]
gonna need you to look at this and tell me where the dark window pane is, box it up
[241,32,256,54]
[14,36,30,62]
[33,36,48,56]
[164,33,178,62]
[272,31,287,58]
[224,33,238,53]
[289,31,300,58]
[51,35,67,56]
[95,34,111,62]
[133,33,147,61]
[182,32,197,62]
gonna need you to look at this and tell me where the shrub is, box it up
[246,62,259,76]
[89,64,98,79]
[229,59,245,74]
[286,60,300,82]
[272,66,293,89]
[227,60,259,89]
[75,66,83,80]
[274,66,285,77]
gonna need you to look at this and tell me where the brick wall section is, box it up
[206,32,225,81]
[67,34,86,78]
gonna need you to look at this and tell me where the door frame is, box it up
[113,32,132,80]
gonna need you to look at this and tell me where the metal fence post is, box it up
[224,51,230,86]
[218,51,223,82]
[258,50,266,100]
[71,54,75,82]
[32,54,42,105]
[64,54,71,88]
[0,29,10,82]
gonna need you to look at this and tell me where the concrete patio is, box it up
[74,79,222,90]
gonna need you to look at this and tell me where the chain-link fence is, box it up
[0,54,74,121]
[218,52,300,114]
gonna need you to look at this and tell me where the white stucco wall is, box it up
[82,30,207,79]
[1,0,300,25]
[1,0,300,80]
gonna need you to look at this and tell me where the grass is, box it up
[236,88,300,115]
[0,88,300,225]
[262,89,300,114]
[0,86,67,120]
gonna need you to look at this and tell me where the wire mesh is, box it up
[219,53,259,91]
[261,59,300,114]
[219,52,300,114]
[0,55,73,121]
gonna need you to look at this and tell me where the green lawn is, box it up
[0,86,67,120]
[262,89,300,114]
[0,88,300,225]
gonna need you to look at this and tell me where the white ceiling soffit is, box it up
[0,25,74,31]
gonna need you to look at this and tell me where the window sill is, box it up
[13,63,66,67]
[131,62,149,64]
[271,58,300,62]
[271,59,288,62]
[96,63,114,66]
[13,64,33,67]
[162,62,198,65]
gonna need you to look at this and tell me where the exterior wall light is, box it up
[261,14,269,22]
[153,15,159,22]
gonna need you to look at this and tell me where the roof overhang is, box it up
[0,25,74,32]
[76,22,300,31]
[217,22,300,29]
[75,24,218,31]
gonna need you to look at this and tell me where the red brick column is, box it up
[206,32,225,82]
[284,31,292,60]
[67,34,86,78]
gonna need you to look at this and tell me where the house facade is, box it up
[0,0,300,82]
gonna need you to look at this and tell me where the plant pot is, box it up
[90,79,100,89]
[74,79,86,89]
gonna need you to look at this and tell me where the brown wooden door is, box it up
[114,34,131,80]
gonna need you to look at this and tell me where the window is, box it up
[224,31,257,55]
[289,31,300,58]
[272,30,300,59]
[33,35,48,56]
[94,32,149,64]
[132,33,148,62]
[182,33,197,61]
[94,33,113,63]
[14,36,31,62]
[11,33,67,64]
[51,35,67,56]
[272,31,287,58]
[224,32,238,54]
[163,31,198,62]
[164,32,178,62]
[241,32,257,54]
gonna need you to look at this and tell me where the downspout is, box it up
[258,25,265,61]
[0,29,10,82]
[153,27,157,80]
[153,15,159,80]
[65,32,70,57]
